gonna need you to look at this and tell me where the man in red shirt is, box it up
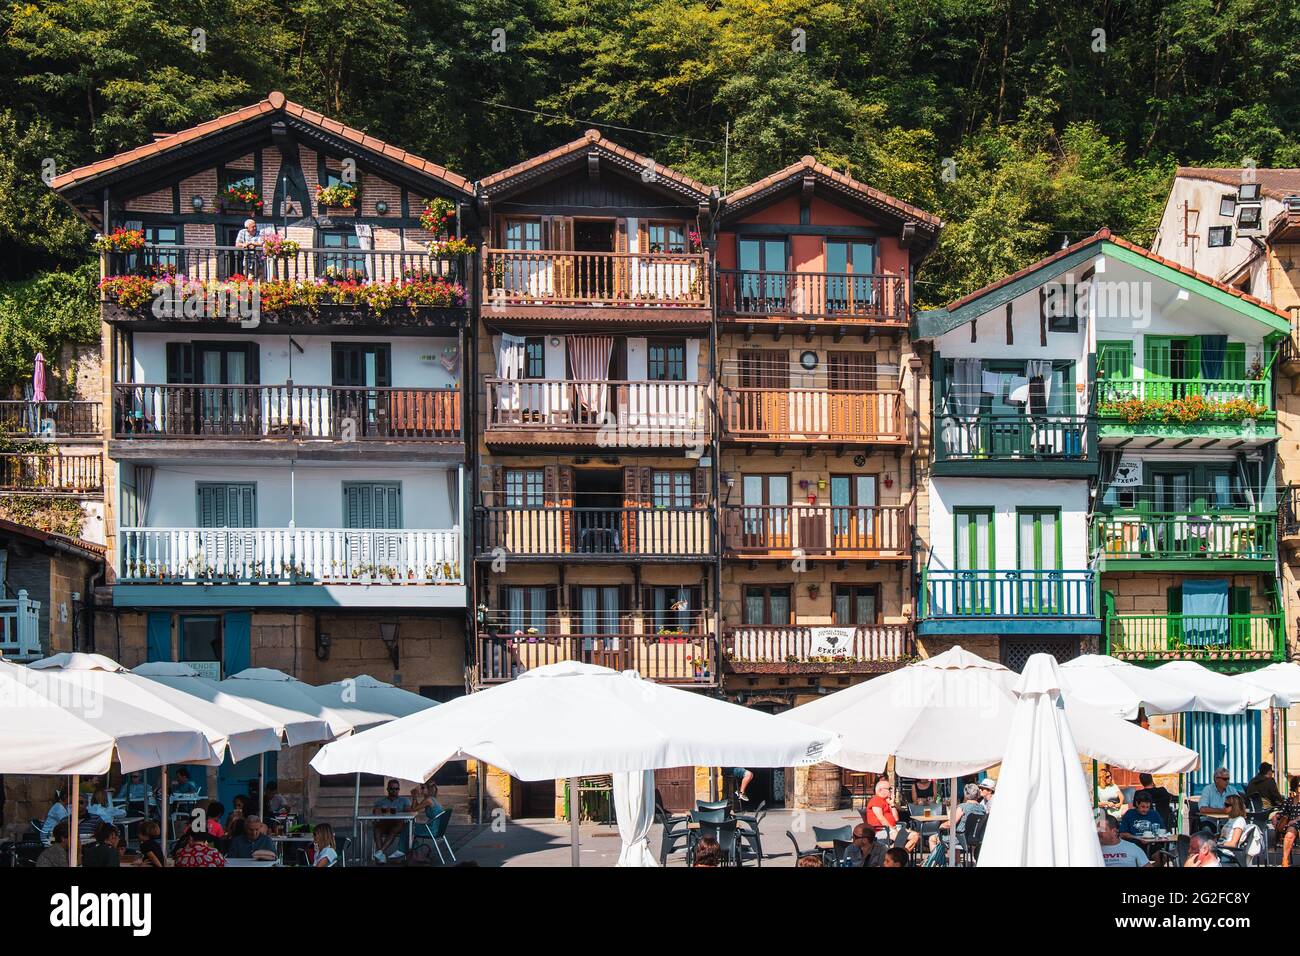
[865,779,919,853]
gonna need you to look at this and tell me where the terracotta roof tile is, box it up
[51,93,472,195]
[1177,167,1300,201]
[480,129,713,199]
[0,517,106,559]
[940,227,1289,320]
[723,156,941,228]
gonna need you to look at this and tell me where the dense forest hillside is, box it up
[2,0,1297,373]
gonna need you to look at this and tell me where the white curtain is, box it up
[567,335,614,420]
[497,334,527,416]
[353,223,373,250]
[613,769,659,867]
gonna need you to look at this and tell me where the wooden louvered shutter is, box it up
[622,465,642,554]
[693,466,708,508]
[615,219,629,299]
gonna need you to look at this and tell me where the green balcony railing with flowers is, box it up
[97,239,471,318]
[1105,612,1284,665]
[1096,378,1273,427]
[1092,511,1276,566]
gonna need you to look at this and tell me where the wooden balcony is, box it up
[0,400,101,438]
[1097,377,1274,446]
[100,244,470,328]
[484,378,708,448]
[1106,613,1284,666]
[0,590,42,661]
[1280,485,1300,554]
[474,506,714,561]
[1093,511,1275,570]
[723,624,913,674]
[118,527,462,585]
[112,384,460,443]
[477,621,715,685]
[0,453,102,494]
[721,387,905,445]
[722,504,908,560]
[716,269,907,330]
[919,569,1099,635]
[932,412,1095,477]
[482,249,710,322]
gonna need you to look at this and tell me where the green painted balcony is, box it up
[1093,511,1276,572]
[1097,377,1274,446]
[917,569,1100,636]
[1105,612,1284,667]
[931,412,1096,478]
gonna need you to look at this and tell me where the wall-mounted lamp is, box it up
[375,200,389,215]
[314,629,331,661]
[191,196,205,211]
[883,474,894,490]
[723,473,736,489]
[379,621,400,668]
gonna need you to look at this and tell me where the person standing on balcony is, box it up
[235,217,262,276]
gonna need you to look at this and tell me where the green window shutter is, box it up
[1224,343,1246,380]
[198,485,221,528]
[342,483,400,529]
[1167,585,1181,613]
[1098,341,1132,380]
[343,485,368,528]
[1230,586,1251,614]
[197,483,255,528]
[1167,585,1183,648]
[1145,337,1170,379]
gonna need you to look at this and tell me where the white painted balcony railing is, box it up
[118,528,462,585]
[0,590,42,660]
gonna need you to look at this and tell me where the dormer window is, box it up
[1207,226,1232,247]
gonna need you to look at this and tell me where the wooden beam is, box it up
[1006,302,1013,345]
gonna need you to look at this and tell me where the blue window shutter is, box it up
[223,612,251,677]
[146,613,172,662]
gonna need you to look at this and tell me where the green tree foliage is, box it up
[0,264,99,390]
[1,0,1297,313]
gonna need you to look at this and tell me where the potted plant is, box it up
[93,228,146,253]
[316,181,359,210]
[420,198,457,237]
[222,183,264,213]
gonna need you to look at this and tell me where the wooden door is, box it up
[828,351,874,437]
[654,767,696,812]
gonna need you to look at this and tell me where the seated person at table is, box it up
[865,779,920,852]
[1197,767,1240,811]
[227,814,277,860]
[313,823,339,867]
[82,822,122,867]
[173,829,225,868]
[36,821,70,868]
[87,787,125,824]
[977,778,996,810]
[1099,816,1149,867]
[692,836,722,867]
[40,789,70,844]
[203,801,226,839]
[372,780,412,863]
[137,820,164,868]
[1216,794,1260,863]
[1095,766,1124,816]
[911,779,936,805]
[170,768,200,796]
[1246,762,1284,809]
[122,771,154,813]
[928,783,987,851]
[1133,773,1175,828]
[730,767,753,804]
[882,847,909,868]
[265,783,288,818]
[1184,833,1221,868]
[1119,793,1165,838]
[1277,776,1300,868]
[848,823,886,867]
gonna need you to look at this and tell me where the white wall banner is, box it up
[1111,459,1143,487]
[809,626,854,658]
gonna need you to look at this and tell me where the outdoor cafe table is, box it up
[272,834,315,866]
[356,812,416,863]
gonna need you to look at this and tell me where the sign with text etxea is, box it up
[809,626,854,658]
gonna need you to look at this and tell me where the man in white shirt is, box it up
[1099,815,1149,867]
[234,218,261,275]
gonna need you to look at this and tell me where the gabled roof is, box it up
[1176,167,1300,201]
[0,518,106,563]
[914,228,1291,339]
[721,155,942,236]
[51,91,472,208]
[479,129,715,204]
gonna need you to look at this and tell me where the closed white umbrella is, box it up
[310,662,838,866]
[29,653,280,763]
[613,770,657,868]
[978,654,1106,867]
[1153,661,1284,713]
[134,662,332,747]
[1059,654,1199,719]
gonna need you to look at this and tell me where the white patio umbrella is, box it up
[977,655,1106,867]
[305,675,438,837]
[219,667,354,818]
[1153,661,1285,713]
[310,662,839,866]
[1058,654,1199,719]
[783,646,1198,864]
[1234,662,1300,703]
[0,659,214,865]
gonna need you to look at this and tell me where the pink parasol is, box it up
[32,353,46,403]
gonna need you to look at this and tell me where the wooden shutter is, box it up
[1224,343,1246,380]
[198,483,255,528]
[693,466,709,508]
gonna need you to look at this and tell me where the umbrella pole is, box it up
[569,777,581,868]
[160,767,169,852]
[947,776,957,868]
[259,753,266,820]
[69,774,79,867]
